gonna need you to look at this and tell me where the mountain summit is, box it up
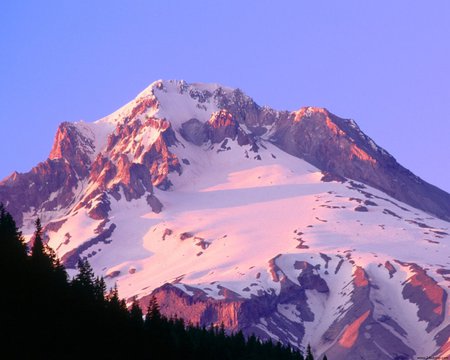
[1,80,449,359]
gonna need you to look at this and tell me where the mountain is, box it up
[1,80,449,360]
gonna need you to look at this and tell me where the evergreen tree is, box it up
[0,203,27,261]
[306,343,314,360]
[130,299,144,327]
[146,295,161,323]
[73,258,95,289]
[93,276,107,302]
[110,285,127,311]
[322,355,328,360]
[31,218,45,261]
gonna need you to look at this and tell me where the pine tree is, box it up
[73,259,95,289]
[0,203,27,261]
[322,355,328,360]
[93,276,106,302]
[306,343,314,360]
[130,299,144,327]
[146,295,161,323]
[31,218,46,262]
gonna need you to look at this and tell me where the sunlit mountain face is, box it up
[2,80,449,360]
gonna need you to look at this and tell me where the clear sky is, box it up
[1,1,449,192]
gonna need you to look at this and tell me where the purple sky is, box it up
[1,1,449,192]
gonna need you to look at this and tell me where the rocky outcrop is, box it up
[146,194,163,213]
[49,122,94,177]
[433,325,450,357]
[0,103,178,226]
[269,107,450,222]
[0,159,79,226]
[180,118,208,145]
[140,258,330,350]
[207,110,239,144]
[140,260,423,360]
[141,280,309,346]
[295,261,329,293]
[61,223,116,268]
[320,267,415,360]
[396,261,447,332]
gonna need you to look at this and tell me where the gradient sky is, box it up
[1,1,449,192]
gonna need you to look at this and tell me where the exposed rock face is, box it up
[180,118,208,146]
[143,257,443,360]
[396,261,447,332]
[268,108,450,222]
[49,122,94,177]
[146,194,163,213]
[140,257,438,360]
[434,325,450,357]
[140,258,329,346]
[0,156,80,226]
[320,267,415,360]
[295,261,329,293]
[61,223,116,268]
[207,109,239,144]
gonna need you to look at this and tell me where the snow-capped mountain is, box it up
[1,80,449,359]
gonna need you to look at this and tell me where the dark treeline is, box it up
[0,206,313,359]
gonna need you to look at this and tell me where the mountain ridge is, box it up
[2,80,448,225]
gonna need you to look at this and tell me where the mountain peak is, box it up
[137,79,234,98]
[96,79,237,130]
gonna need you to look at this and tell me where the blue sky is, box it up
[1,1,449,192]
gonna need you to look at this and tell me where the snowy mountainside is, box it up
[1,80,449,360]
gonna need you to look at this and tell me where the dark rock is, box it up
[43,219,67,233]
[61,223,116,268]
[295,261,329,293]
[180,118,208,145]
[433,325,450,357]
[354,205,368,212]
[384,261,397,278]
[194,238,210,250]
[436,268,450,276]
[180,232,193,240]
[321,172,346,183]
[383,209,402,219]
[320,253,332,269]
[88,193,111,220]
[105,270,121,279]
[335,259,345,274]
[206,109,239,144]
[146,194,163,213]
[162,228,173,240]
[397,261,447,332]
